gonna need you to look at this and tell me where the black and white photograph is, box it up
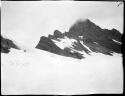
[1,1,123,95]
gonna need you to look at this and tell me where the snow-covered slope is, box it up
[1,48,123,95]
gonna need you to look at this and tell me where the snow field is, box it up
[1,48,123,94]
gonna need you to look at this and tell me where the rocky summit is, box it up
[36,19,122,59]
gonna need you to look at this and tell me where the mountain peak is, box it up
[84,18,91,22]
[68,18,102,38]
[36,19,122,59]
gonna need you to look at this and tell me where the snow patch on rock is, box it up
[52,36,77,49]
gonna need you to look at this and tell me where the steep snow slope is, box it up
[1,48,123,95]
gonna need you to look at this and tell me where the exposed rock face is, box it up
[36,36,62,54]
[54,30,63,38]
[1,36,20,53]
[48,30,63,41]
[36,19,122,59]
[67,19,122,55]
[36,36,83,59]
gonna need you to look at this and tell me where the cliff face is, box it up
[36,19,122,59]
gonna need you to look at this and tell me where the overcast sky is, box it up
[1,1,123,48]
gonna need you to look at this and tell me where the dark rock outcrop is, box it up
[1,36,19,53]
[53,30,63,38]
[36,36,62,54]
